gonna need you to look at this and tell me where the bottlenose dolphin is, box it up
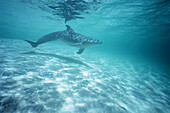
[25,25,102,54]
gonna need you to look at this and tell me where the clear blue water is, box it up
[0,0,170,113]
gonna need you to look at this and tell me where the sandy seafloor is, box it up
[0,39,169,113]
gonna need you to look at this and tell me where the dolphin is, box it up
[25,25,102,54]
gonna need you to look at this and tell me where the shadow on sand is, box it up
[22,51,91,68]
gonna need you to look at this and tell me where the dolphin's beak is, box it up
[99,42,103,44]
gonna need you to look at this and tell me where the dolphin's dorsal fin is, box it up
[66,25,74,33]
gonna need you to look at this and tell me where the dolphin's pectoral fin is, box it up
[77,48,85,54]
[70,43,82,46]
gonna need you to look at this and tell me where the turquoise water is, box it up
[0,0,170,113]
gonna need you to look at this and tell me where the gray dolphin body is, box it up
[25,25,102,54]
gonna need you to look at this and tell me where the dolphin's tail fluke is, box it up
[24,40,38,48]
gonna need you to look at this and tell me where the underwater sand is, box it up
[0,39,169,113]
